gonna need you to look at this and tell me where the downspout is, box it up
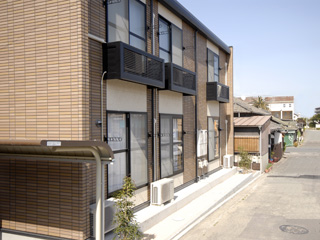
[194,30,198,182]
[150,0,158,181]
[54,147,108,240]
[101,71,107,142]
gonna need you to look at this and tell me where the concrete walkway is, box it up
[136,168,261,240]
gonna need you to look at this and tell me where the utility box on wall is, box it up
[197,130,207,157]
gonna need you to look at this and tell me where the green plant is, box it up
[238,148,252,169]
[113,176,143,240]
[266,163,273,169]
[283,142,286,153]
[270,151,275,159]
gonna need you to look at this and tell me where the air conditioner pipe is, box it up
[225,119,228,154]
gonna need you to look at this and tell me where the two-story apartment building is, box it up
[0,1,234,239]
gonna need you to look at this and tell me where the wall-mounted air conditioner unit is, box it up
[223,155,234,168]
[90,198,117,238]
[150,178,174,206]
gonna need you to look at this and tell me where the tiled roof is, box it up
[234,116,271,127]
[234,98,271,115]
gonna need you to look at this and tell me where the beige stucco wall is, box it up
[106,80,147,112]
[159,91,183,114]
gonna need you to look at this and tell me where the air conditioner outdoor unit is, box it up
[150,178,174,206]
[223,155,234,168]
[90,198,117,238]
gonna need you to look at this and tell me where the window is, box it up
[283,104,286,107]
[160,115,183,178]
[159,17,183,66]
[289,104,291,107]
[107,112,148,193]
[159,18,171,63]
[208,117,219,161]
[207,49,219,82]
[108,0,146,51]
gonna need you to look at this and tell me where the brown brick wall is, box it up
[182,22,195,72]
[196,33,207,131]
[219,48,234,162]
[0,0,90,141]
[227,47,234,154]
[183,95,196,183]
[0,158,90,240]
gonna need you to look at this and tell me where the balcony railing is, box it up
[164,63,196,96]
[206,81,229,103]
[103,42,165,88]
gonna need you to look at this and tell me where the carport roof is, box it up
[0,139,114,162]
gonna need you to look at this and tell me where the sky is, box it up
[178,0,320,118]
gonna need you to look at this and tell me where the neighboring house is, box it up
[234,99,287,166]
[234,98,270,118]
[240,96,295,121]
[234,116,271,172]
[293,112,301,121]
[315,107,320,114]
[0,1,234,240]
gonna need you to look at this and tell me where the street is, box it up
[181,130,320,240]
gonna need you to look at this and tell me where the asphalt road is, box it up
[181,130,320,240]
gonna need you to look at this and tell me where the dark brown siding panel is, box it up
[0,158,88,240]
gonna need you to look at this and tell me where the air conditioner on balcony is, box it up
[150,178,174,206]
[90,198,117,238]
[223,155,234,168]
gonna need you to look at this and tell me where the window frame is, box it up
[207,117,220,162]
[128,0,147,51]
[107,0,147,51]
[159,17,172,63]
[207,49,220,82]
[106,110,149,196]
[159,114,184,178]
[158,16,183,66]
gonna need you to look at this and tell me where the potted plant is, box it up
[269,151,275,163]
[265,163,273,173]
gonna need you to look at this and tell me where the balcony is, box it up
[164,63,196,96]
[206,82,229,103]
[103,41,165,88]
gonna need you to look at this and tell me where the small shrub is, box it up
[283,142,286,152]
[266,163,273,169]
[238,148,252,169]
[113,176,143,240]
[293,141,298,147]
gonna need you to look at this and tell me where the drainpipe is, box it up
[194,30,198,182]
[54,147,107,240]
[101,71,107,142]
